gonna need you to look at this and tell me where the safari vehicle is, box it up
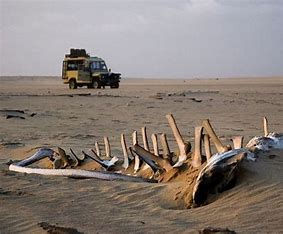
[62,49,121,89]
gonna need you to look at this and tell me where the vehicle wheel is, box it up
[111,83,119,89]
[92,79,101,89]
[69,79,77,89]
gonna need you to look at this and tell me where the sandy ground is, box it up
[0,76,282,233]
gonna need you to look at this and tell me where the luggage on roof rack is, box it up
[65,48,89,58]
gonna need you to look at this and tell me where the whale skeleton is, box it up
[8,115,282,206]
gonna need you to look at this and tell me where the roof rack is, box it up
[65,48,90,58]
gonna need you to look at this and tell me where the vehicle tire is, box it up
[92,79,101,89]
[69,79,77,89]
[111,83,119,89]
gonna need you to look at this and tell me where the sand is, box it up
[0,76,282,233]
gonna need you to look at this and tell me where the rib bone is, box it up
[191,126,203,168]
[166,114,188,167]
[132,131,138,145]
[203,134,212,161]
[151,133,159,156]
[121,133,129,169]
[263,116,268,137]
[95,141,101,157]
[141,126,150,151]
[231,136,244,149]
[202,119,228,153]
[104,136,111,158]
[133,145,162,173]
[131,147,140,173]
[133,144,172,172]
[160,133,171,159]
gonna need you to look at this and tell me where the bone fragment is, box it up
[104,136,111,158]
[263,116,268,137]
[151,133,159,156]
[160,133,171,159]
[191,126,203,168]
[231,136,244,149]
[203,134,212,161]
[202,119,228,153]
[121,133,129,169]
[166,114,188,167]
[141,126,150,151]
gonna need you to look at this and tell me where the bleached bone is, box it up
[131,131,141,172]
[246,117,283,152]
[231,136,244,149]
[246,133,283,152]
[85,150,118,169]
[132,145,162,173]
[132,131,138,145]
[191,126,203,168]
[70,148,84,162]
[193,149,248,206]
[203,134,212,161]
[133,144,173,172]
[85,150,108,169]
[151,133,159,156]
[121,133,129,169]
[263,116,268,137]
[16,148,55,167]
[128,146,136,160]
[95,141,101,157]
[68,149,79,167]
[141,126,150,151]
[129,147,140,173]
[160,133,171,160]
[202,119,228,153]
[9,148,153,182]
[166,114,188,167]
[104,136,111,158]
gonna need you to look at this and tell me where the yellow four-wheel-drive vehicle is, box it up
[62,49,121,89]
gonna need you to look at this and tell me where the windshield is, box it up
[90,61,108,72]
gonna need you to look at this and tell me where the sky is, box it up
[0,0,283,78]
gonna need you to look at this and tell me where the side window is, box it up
[91,62,99,70]
[67,62,78,71]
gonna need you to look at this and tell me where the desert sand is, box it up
[0,76,282,233]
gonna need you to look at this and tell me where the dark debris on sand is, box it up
[38,222,84,234]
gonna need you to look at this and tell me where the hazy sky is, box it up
[1,0,283,78]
